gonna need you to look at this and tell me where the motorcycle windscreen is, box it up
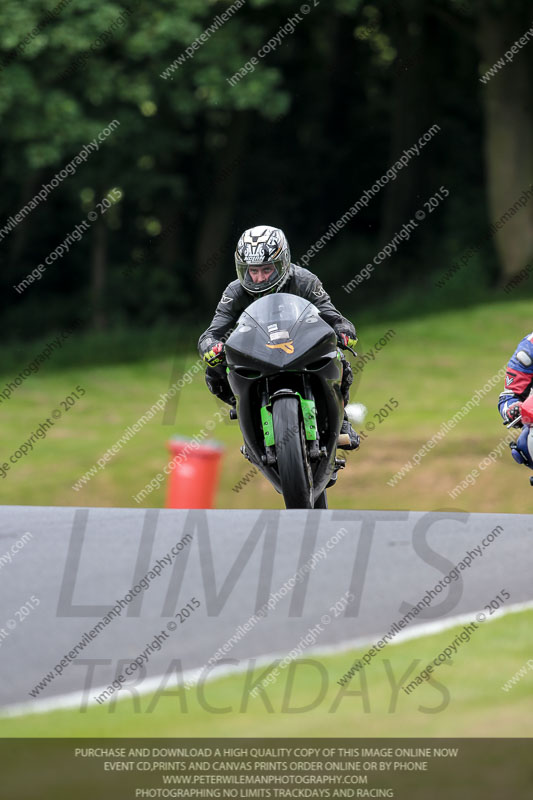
[226,293,332,367]
[244,293,315,335]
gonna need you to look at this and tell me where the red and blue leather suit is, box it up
[498,332,533,468]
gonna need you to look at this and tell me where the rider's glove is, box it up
[203,342,225,367]
[504,402,522,425]
[337,333,358,350]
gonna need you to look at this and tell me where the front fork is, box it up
[260,378,322,463]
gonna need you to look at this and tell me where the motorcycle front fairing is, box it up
[225,294,344,493]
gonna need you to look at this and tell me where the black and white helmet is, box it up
[235,225,291,296]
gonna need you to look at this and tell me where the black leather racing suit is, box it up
[198,264,356,406]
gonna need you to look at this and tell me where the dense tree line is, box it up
[0,0,531,338]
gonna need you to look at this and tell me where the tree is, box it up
[477,0,533,281]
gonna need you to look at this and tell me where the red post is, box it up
[165,438,224,509]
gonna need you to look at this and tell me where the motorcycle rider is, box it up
[498,331,533,467]
[198,225,360,449]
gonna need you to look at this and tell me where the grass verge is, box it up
[0,296,531,511]
[1,609,531,738]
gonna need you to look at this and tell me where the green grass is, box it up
[0,296,531,511]
[1,609,531,738]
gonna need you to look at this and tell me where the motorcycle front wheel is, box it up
[272,396,314,509]
[313,489,328,509]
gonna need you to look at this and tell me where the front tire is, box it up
[272,396,313,509]
[313,490,328,509]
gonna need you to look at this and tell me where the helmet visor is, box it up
[236,259,285,295]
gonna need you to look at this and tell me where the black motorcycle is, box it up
[225,293,352,509]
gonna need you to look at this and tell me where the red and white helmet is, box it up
[235,225,291,296]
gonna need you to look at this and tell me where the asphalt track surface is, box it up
[0,506,531,710]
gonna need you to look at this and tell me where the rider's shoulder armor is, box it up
[517,349,533,367]
[503,333,533,397]
[223,279,243,298]
[285,265,328,300]
[287,264,316,289]
[509,333,533,373]
[218,279,248,310]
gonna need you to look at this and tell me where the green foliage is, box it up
[0,0,526,338]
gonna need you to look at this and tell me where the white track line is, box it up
[3,600,532,719]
